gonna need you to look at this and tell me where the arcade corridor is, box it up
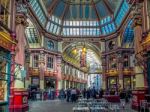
[0,0,150,112]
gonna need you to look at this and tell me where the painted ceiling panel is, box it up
[108,0,122,12]
[79,5,83,18]
[42,0,53,8]
[85,4,89,19]
[44,0,121,20]
[71,5,77,19]
[53,1,65,17]
[96,1,110,18]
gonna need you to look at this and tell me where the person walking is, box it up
[86,88,91,99]
[59,88,65,100]
[66,88,71,102]
[82,88,86,98]
[71,87,77,102]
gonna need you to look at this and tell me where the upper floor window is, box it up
[0,0,10,27]
[123,55,129,68]
[47,40,54,50]
[33,55,38,67]
[47,57,53,69]
[109,57,117,69]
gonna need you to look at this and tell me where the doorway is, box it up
[45,77,56,89]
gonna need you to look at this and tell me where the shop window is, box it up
[33,55,39,67]
[108,77,118,94]
[123,77,131,89]
[47,57,53,69]
[0,49,9,102]
[109,57,117,69]
[0,0,10,27]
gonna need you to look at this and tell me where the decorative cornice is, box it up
[102,48,134,56]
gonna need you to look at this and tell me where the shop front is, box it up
[107,76,118,94]
[0,29,16,112]
[0,48,11,111]
[44,77,56,89]
[123,76,131,89]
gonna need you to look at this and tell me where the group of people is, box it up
[59,87,104,102]
[82,88,104,99]
[59,87,81,102]
[28,85,132,103]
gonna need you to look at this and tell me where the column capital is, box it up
[131,4,143,27]
[16,13,28,27]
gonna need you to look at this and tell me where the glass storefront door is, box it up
[123,76,131,89]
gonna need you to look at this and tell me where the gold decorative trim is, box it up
[0,32,16,44]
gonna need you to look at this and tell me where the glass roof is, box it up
[25,19,39,43]
[28,0,130,37]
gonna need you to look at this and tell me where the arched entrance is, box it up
[62,41,102,89]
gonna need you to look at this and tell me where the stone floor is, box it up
[28,99,138,112]
[29,100,75,112]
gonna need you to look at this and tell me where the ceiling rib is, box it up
[103,0,114,14]
[59,3,70,35]
[48,0,59,16]
[91,0,102,34]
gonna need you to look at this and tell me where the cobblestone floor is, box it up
[29,99,138,112]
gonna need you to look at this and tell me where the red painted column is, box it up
[9,13,29,112]
[9,32,16,111]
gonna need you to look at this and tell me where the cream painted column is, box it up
[69,81,71,88]
[58,80,62,90]
[133,17,145,89]
[64,80,66,90]
[135,66,144,88]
